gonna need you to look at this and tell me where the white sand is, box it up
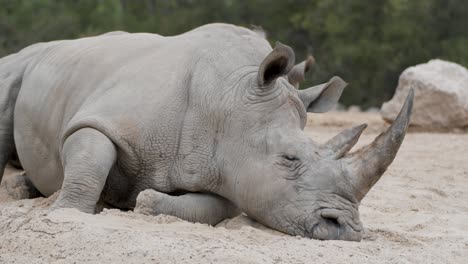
[0,112,467,263]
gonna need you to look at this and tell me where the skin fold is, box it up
[0,23,413,241]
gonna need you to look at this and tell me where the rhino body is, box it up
[0,24,413,241]
[15,25,253,205]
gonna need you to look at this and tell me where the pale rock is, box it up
[381,59,468,129]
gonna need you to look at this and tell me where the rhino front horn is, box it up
[343,89,414,201]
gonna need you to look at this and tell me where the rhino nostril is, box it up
[322,216,339,226]
[320,209,343,227]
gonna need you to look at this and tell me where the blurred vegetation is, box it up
[1,0,467,107]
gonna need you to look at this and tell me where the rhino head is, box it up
[215,42,413,241]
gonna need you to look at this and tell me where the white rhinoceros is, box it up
[0,23,413,241]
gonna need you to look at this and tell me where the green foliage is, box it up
[0,0,467,107]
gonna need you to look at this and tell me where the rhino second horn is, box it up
[344,89,414,201]
[287,55,315,88]
[321,123,367,159]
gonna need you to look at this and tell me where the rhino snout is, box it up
[307,209,363,241]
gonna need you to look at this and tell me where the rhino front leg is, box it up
[52,128,117,213]
[135,190,240,226]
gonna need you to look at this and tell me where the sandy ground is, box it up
[0,112,467,264]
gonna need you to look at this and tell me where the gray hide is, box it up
[0,23,413,241]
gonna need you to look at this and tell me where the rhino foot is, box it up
[4,172,41,200]
[134,189,165,215]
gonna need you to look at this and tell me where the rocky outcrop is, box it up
[381,59,468,130]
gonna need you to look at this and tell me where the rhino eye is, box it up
[282,154,300,162]
[277,154,303,180]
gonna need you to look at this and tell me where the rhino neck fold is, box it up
[167,104,223,193]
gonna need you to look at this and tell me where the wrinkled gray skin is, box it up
[0,24,413,241]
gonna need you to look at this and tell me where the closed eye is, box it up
[282,154,300,161]
[276,154,304,180]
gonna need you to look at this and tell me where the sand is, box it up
[0,112,467,264]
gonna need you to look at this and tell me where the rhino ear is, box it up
[287,56,315,88]
[298,76,347,113]
[257,42,295,86]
